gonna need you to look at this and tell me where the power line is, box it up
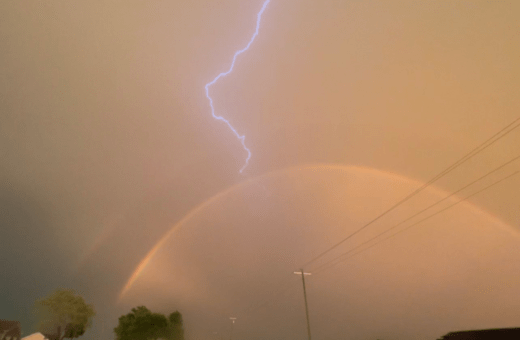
[234,165,519,327]
[223,117,520,329]
[300,116,520,269]
[309,153,520,272]
[312,169,520,275]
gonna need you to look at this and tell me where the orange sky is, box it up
[1,1,520,339]
[122,166,520,340]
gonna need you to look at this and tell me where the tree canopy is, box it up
[114,306,184,340]
[167,311,184,340]
[33,288,95,340]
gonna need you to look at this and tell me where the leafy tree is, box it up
[114,306,184,340]
[166,311,184,340]
[63,322,86,339]
[33,288,95,340]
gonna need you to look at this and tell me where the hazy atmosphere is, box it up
[1,1,520,339]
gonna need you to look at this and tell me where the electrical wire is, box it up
[225,117,520,326]
[312,169,520,275]
[309,153,520,272]
[300,116,520,269]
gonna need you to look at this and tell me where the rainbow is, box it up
[118,163,517,301]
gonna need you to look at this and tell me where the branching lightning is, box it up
[205,0,271,173]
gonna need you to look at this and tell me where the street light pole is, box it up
[294,269,312,340]
[229,317,237,340]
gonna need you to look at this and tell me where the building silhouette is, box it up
[438,327,520,339]
[21,333,48,340]
[0,319,22,340]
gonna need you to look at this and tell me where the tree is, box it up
[166,311,184,340]
[114,306,184,340]
[33,288,95,340]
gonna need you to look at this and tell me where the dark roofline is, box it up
[439,327,520,339]
[447,327,520,334]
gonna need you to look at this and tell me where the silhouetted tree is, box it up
[166,311,184,340]
[33,289,95,340]
[114,306,184,340]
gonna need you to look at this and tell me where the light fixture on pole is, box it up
[229,317,237,340]
[294,269,312,340]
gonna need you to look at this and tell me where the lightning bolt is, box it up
[205,0,271,174]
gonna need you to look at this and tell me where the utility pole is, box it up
[294,269,312,340]
[229,317,237,340]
